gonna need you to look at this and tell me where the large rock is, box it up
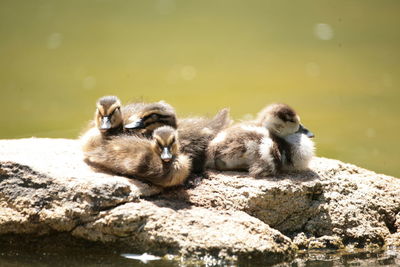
[1,138,399,261]
[164,158,400,249]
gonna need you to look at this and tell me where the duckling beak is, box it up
[100,116,112,130]
[297,124,315,138]
[160,147,173,162]
[124,119,145,129]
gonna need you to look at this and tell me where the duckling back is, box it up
[83,135,164,178]
[178,108,232,174]
[206,124,281,178]
[83,134,192,187]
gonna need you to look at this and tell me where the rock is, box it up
[163,158,400,249]
[1,138,400,262]
[72,201,295,259]
[292,233,344,250]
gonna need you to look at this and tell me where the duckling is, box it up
[123,101,177,137]
[92,95,124,135]
[177,108,232,174]
[255,103,315,171]
[83,126,192,187]
[80,95,124,154]
[206,104,315,177]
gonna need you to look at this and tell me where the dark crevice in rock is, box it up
[145,196,194,211]
[96,199,136,213]
[382,213,397,234]
[385,220,397,235]
[311,191,323,201]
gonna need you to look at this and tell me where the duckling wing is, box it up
[83,135,165,179]
[177,108,231,173]
[206,108,232,132]
[84,134,192,187]
[178,108,231,133]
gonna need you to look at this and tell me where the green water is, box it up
[1,247,400,266]
[1,0,399,177]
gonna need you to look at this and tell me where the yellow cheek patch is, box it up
[107,103,120,116]
[97,105,105,116]
[167,134,175,144]
[155,137,166,147]
[142,110,159,119]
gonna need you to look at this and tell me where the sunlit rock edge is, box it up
[0,138,399,264]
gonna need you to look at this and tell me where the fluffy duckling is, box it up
[94,95,124,135]
[178,108,232,174]
[206,104,315,177]
[80,96,124,154]
[83,126,192,187]
[255,103,315,171]
[123,101,177,137]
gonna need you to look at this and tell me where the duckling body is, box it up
[206,124,280,177]
[178,108,231,174]
[83,126,191,187]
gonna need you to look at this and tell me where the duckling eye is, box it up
[281,115,295,123]
[151,114,159,120]
[109,107,120,117]
[170,136,176,145]
[156,140,163,148]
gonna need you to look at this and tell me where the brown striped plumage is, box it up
[83,126,192,187]
[82,96,231,184]
[123,101,177,137]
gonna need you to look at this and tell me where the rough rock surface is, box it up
[1,138,400,261]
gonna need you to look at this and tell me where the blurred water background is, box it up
[0,0,399,178]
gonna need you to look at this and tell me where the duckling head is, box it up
[124,101,177,135]
[95,96,123,133]
[152,126,179,163]
[257,103,314,138]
